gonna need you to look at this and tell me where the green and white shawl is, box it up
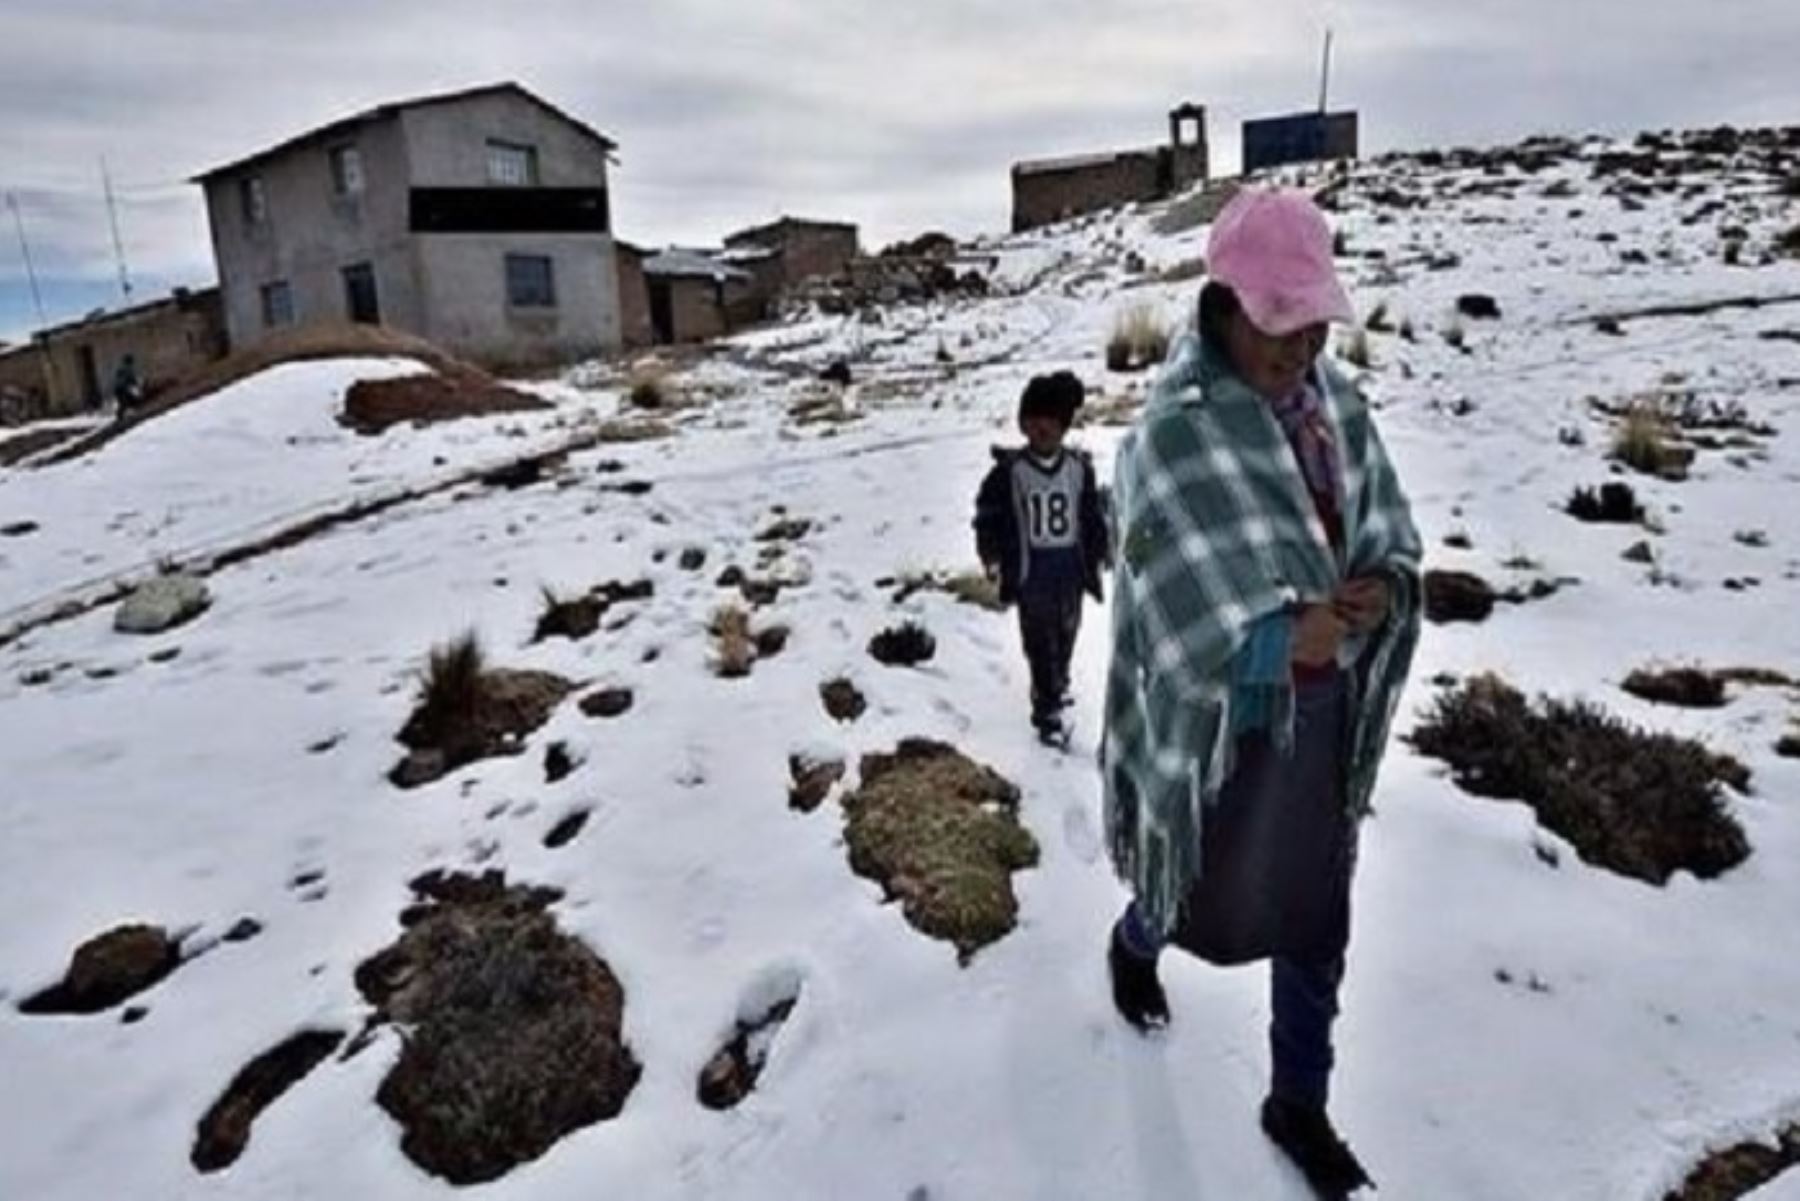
[1102,331,1423,937]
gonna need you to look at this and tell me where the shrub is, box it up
[1622,666,1728,709]
[709,606,757,679]
[626,370,672,411]
[1565,482,1642,524]
[1611,401,1691,479]
[1410,674,1751,884]
[1105,305,1171,373]
[418,631,487,733]
[1339,326,1373,369]
[869,622,937,667]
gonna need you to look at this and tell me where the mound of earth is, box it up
[19,923,181,1015]
[353,870,640,1185]
[390,645,574,789]
[841,739,1038,961]
[1410,674,1750,884]
[342,371,550,435]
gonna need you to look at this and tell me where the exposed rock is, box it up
[1566,482,1643,524]
[544,741,578,783]
[222,918,264,944]
[579,687,634,718]
[1424,570,1498,624]
[543,808,592,849]
[1,520,38,537]
[1457,293,1502,319]
[191,1030,345,1172]
[678,546,707,571]
[353,872,640,1184]
[1623,540,1656,563]
[19,923,181,1015]
[390,661,574,790]
[1623,667,1729,709]
[697,995,799,1110]
[821,677,867,723]
[115,574,210,635]
[788,754,846,813]
[819,360,853,386]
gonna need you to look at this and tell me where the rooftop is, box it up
[191,82,617,183]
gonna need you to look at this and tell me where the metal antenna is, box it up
[1318,27,1335,114]
[102,157,133,303]
[6,191,48,327]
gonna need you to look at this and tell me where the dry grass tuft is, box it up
[1105,305,1171,373]
[1611,401,1692,480]
[709,605,757,679]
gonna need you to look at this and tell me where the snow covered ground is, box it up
[2,132,1799,1200]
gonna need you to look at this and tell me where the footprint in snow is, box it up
[1062,803,1102,865]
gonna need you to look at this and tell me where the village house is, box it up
[1011,104,1209,233]
[0,287,226,423]
[192,82,624,368]
[722,217,860,290]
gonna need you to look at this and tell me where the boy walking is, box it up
[974,371,1110,745]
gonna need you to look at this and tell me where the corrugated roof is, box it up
[190,82,617,183]
[641,249,751,282]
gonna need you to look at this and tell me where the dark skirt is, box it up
[1171,671,1356,967]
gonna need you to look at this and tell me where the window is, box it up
[239,175,268,226]
[260,281,294,328]
[329,145,364,197]
[486,140,539,187]
[505,254,556,308]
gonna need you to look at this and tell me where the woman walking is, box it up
[1101,189,1422,1199]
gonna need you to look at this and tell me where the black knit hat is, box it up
[1018,371,1085,428]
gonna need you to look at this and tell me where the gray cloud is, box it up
[1,0,1795,335]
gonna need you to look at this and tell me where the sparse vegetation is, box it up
[1155,256,1208,283]
[391,631,574,788]
[1339,326,1374,369]
[869,622,937,667]
[1777,224,1800,258]
[890,568,1005,612]
[1661,1122,1800,1201]
[1565,482,1643,524]
[709,606,758,679]
[1105,305,1171,373]
[1365,301,1394,333]
[626,369,673,411]
[1622,666,1728,709]
[1443,315,1467,350]
[1611,401,1693,480]
[841,739,1039,961]
[1410,674,1751,885]
[192,1030,345,1172]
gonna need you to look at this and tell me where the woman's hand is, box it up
[1332,576,1392,635]
[1292,604,1348,667]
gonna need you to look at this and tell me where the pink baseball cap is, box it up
[1206,188,1354,336]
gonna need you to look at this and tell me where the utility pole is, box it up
[6,190,48,327]
[102,157,134,304]
[1318,27,1335,115]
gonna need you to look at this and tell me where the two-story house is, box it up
[193,82,623,367]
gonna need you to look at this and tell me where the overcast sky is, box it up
[2,0,1796,340]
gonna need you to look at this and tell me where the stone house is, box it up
[639,249,755,344]
[192,82,624,368]
[1011,104,1209,233]
[0,287,226,423]
[722,218,860,291]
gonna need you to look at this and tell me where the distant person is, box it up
[973,371,1111,746]
[1101,189,1422,1198]
[112,353,146,417]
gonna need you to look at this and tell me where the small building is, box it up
[613,242,657,350]
[1011,104,1209,233]
[1242,111,1360,173]
[192,82,625,369]
[722,217,860,290]
[639,249,754,345]
[0,287,227,423]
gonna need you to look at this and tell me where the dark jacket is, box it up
[973,445,1110,605]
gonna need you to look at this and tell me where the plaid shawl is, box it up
[1102,332,1423,937]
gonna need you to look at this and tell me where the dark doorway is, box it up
[77,345,101,407]
[342,263,380,324]
[648,279,674,344]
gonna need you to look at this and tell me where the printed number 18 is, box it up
[1030,492,1071,540]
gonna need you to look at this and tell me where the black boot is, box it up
[1260,1094,1375,1199]
[1107,923,1170,1032]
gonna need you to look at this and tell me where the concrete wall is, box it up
[203,113,420,352]
[414,234,622,367]
[400,91,612,188]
